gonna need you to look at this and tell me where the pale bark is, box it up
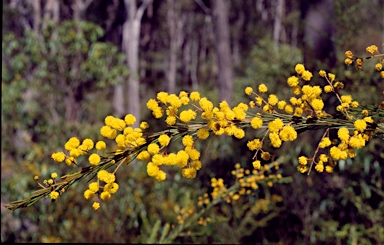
[71,0,94,21]
[273,0,284,51]
[42,0,60,29]
[122,0,151,124]
[166,0,184,93]
[32,0,41,36]
[212,0,233,105]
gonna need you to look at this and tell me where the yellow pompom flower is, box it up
[319,154,328,162]
[318,70,326,77]
[337,127,350,142]
[189,148,201,160]
[190,91,200,101]
[197,127,210,140]
[199,97,213,111]
[69,148,82,158]
[51,152,66,162]
[324,85,333,93]
[89,182,99,193]
[89,153,101,165]
[165,116,177,125]
[277,100,286,110]
[176,150,189,168]
[298,156,307,165]
[345,50,353,59]
[50,191,60,200]
[287,76,299,87]
[268,118,284,133]
[80,138,94,151]
[158,134,171,146]
[100,125,117,139]
[301,70,313,81]
[147,98,159,110]
[311,99,324,111]
[152,107,164,118]
[233,128,245,139]
[140,121,149,129]
[325,166,333,173]
[137,150,151,161]
[349,135,365,149]
[84,189,95,200]
[95,141,107,151]
[110,118,126,131]
[124,114,136,125]
[315,163,324,172]
[268,94,279,106]
[294,107,303,117]
[104,182,119,194]
[247,139,263,151]
[180,109,197,123]
[182,135,194,147]
[97,170,116,184]
[245,87,253,95]
[279,125,297,141]
[147,143,160,155]
[341,95,352,104]
[92,202,100,210]
[328,73,336,82]
[146,162,160,177]
[344,58,353,65]
[64,137,80,151]
[100,191,111,201]
[51,172,58,179]
[295,64,305,75]
[285,105,293,114]
[155,170,167,181]
[182,168,197,178]
[258,84,268,93]
[252,160,261,170]
[250,117,263,129]
[297,165,308,173]
[366,45,378,55]
[354,119,367,132]
[269,132,282,148]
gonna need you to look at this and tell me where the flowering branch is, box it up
[4,44,383,214]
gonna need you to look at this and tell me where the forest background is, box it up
[1,0,384,243]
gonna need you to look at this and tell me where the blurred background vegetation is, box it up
[2,0,383,243]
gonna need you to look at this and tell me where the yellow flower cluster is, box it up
[83,170,119,210]
[201,162,284,205]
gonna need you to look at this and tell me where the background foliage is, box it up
[2,0,383,243]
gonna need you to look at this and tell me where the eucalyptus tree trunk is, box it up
[273,0,284,51]
[121,0,151,124]
[212,0,233,105]
[166,0,184,93]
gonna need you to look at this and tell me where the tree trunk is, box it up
[212,0,233,105]
[166,0,183,93]
[42,0,60,29]
[302,0,336,70]
[273,0,284,51]
[71,0,94,21]
[122,0,151,124]
[32,0,41,36]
